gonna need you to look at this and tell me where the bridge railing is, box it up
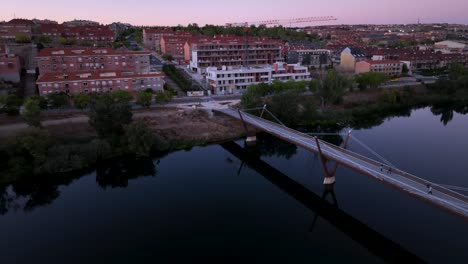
[320,138,468,204]
[224,108,468,204]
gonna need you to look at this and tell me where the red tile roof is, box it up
[37,71,164,83]
[37,47,150,57]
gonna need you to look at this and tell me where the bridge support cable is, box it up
[435,184,468,193]
[349,135,397,168]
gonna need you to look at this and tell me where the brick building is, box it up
[160,33,193,62]
[355,60,403,77]
[39,24,114,43]
[187,35,283,74]
[142,28,175,50]
[37,47,151,75]
[0,21,32,40]
[36,70,165,95]
[0,44,21,83]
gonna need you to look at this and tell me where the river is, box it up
[0,107,467,263]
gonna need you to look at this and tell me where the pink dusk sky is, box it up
[1,0,467,26]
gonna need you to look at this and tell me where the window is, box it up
[83,82,88,87]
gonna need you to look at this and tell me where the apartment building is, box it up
[142,28,175,50]
[0,44,21,83]
[36,70,165,95]
[0,19,33,40]
[37,47,151,75]
[206,62,311,94]
[187,35,283,74]
[160,33,193,62]
[287,49,331,67]
[39,24,114,42]
[355,60,403,77]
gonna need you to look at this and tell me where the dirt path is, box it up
[0,108,247,143]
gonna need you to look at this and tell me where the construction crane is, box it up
[226,16,337,28]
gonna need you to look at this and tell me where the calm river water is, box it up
[1,107,467,263]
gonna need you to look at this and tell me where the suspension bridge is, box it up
[215,106,468,221]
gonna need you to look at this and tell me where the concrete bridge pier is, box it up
[245,133,257,146]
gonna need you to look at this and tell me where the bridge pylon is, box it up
[314,130,352,186]
[237,109,257,146]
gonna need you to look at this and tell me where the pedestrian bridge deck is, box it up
[216,108,468,220]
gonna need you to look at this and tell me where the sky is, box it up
[1,0,468,26]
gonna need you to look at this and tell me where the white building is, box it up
[434,41,467,54]
[206,62,311,95]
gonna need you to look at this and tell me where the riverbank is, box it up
[0,107,249,185]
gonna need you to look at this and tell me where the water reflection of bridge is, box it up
[216,108,468,221]
[221,141,424,263]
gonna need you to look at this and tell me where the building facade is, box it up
[287,49,331,68]
[142,28,175,50]
[39,24,115,43]
[0,44,21,83]
[206,62,311,94]
[188,36,283,74]
[36,71,165,95]
[355,60,403,76]
[37,47,151,75]
[340,47,367,72]
[160,33,193,62]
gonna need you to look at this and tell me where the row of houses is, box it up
[340,45,468,76]
[35,47,165,96]
[0,19,115,43]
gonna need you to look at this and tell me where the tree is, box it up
[137,91,152,108]
[155,91,173,103]
[0,94,22,116]
[29,96,48,109]
[355,72,389,90]
[22,98,41,127]
[112,90,133,103]
[15,128,53,168]
[162,54,174,61]
[47,93,69,108]
[15,33,31,43]
[449,63,468,81]
[88,94,133,139]
[36,35,52,45]
[124,121,155,157]
[73,93,91,109]
[314,70,351,108]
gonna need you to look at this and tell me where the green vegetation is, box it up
[137,91,153,108]
[124,121,156,157]
[0,93,168,183]
[59,37,77,46]
[311,70,352,108]
[0,94,22,115]
[73,93,91,109]
[112,90,133,103]
[88,93,133,140]
[175,24,321,42]
[36,35,53,45]
[22,98,42,127]
[155,90,173,103]
[355,72,389,90]
[15,33,31,43]
[47,92,70,108]
[162,64,193,92]
[162,54,174,61]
